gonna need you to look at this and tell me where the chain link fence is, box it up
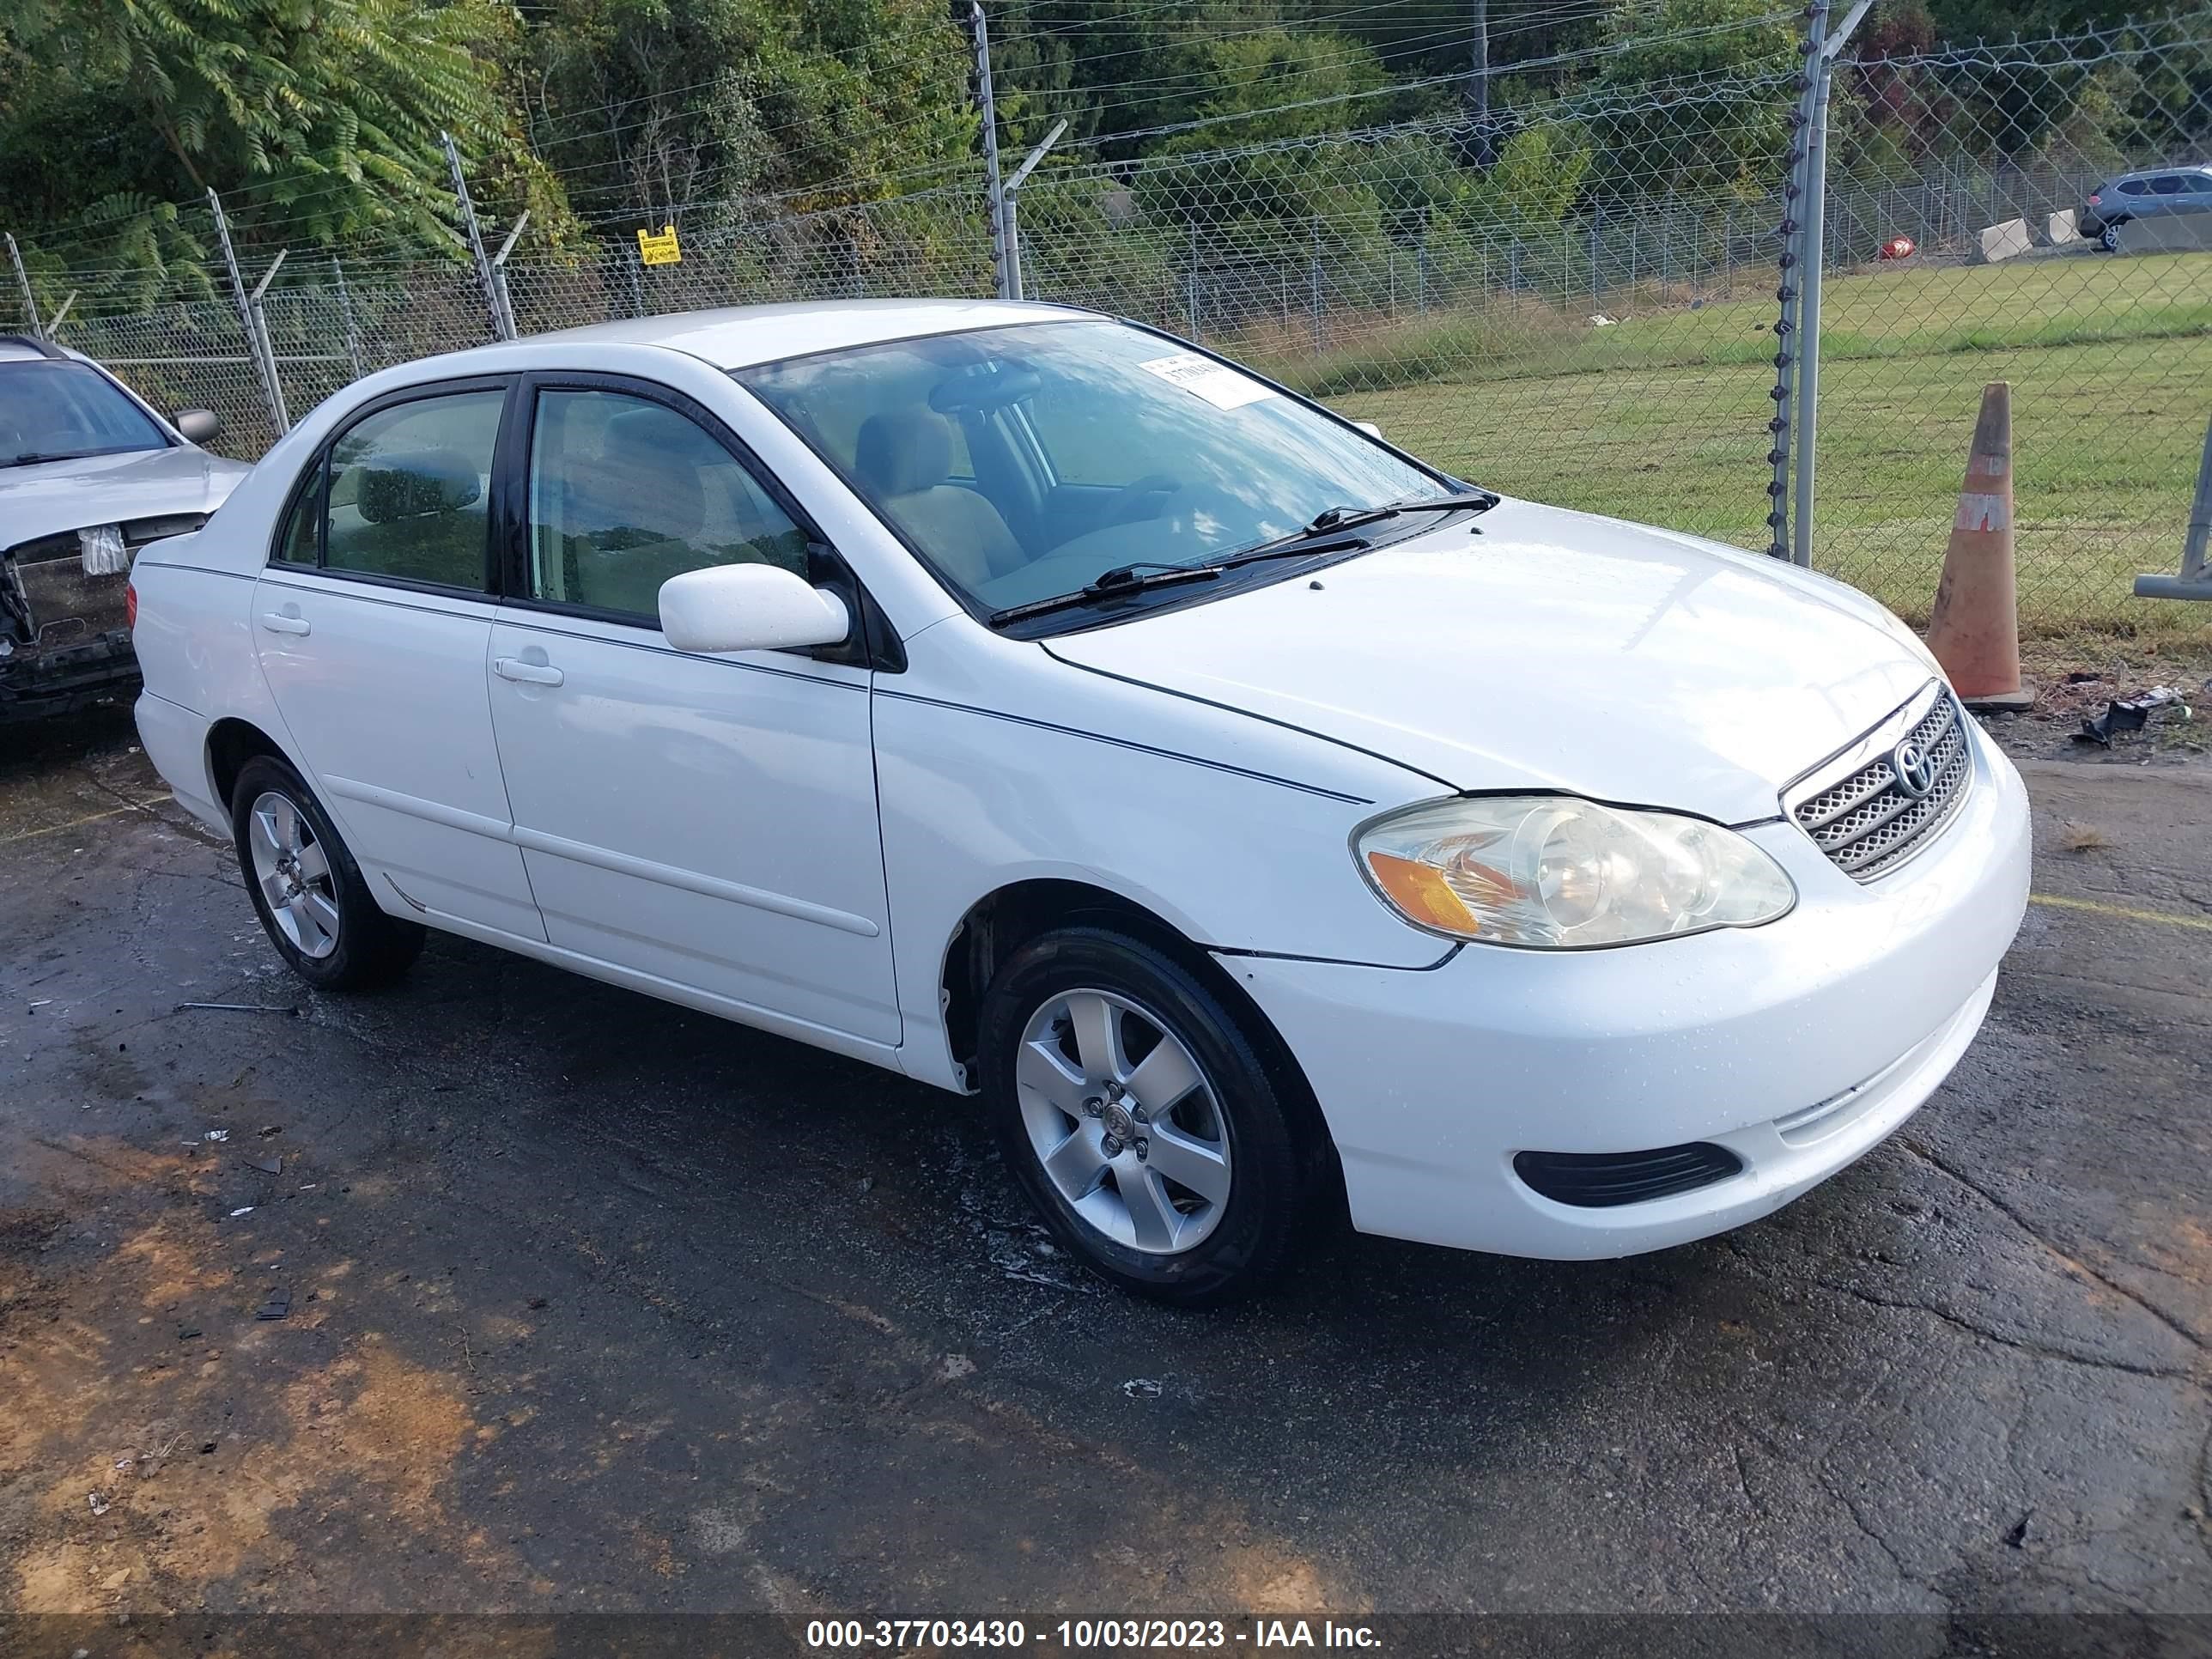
[6,15,2207,644]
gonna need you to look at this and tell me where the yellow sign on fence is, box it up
[636,224,682,266]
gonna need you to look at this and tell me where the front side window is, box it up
[0,361,168,469]
[325,390,502,589]
[525,389,809,620]
[737,319,1440,622]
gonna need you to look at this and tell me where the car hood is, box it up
[1042,499,1938,824]
[2,445,252,550]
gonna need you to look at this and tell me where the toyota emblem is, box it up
[1892,738,1937,799]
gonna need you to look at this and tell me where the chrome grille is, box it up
[1791,690,1972,881]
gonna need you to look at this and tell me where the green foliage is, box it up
[0,0,556,264]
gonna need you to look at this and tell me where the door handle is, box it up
[258,612,311,636]
[493,656,564,687]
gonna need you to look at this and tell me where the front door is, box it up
[252,380,544,940]
[484,378,899,1046]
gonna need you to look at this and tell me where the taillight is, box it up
[2089,192,2101,204]
[126,580,137,631]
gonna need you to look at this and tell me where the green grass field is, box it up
[1245,252,2212,645]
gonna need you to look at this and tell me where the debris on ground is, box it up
[2074,685,2188,747]
[1122,1378,1164,1400]
[175,1001,300,1016]
[256,1287,292,1321]
[2058,822,2112,852]
[87,1492,111,1516]
[203,1128,228,1143]
[228,1206,256,1218]
[245,1154,281,1175]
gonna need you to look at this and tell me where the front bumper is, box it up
[1219,720,2032,1259]
[0,626,139,720]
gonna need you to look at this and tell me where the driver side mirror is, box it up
[174,407,221,444]
[659,562,850,654]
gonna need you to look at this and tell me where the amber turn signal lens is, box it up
[1364,851,1478,935]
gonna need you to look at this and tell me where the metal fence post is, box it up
[1790,0,1871,568]
[2133,413,2212,601]
[331,257,366,380]
[489,210,530,342]
[443,132,504,341]
[1185,215,1200,340]
[5,234,39,337]
[1000,119,1066,307]
[247,249,291,434]
[209,189,287,438]
[969,1,1013,301]
[1308,220,1323,354]
[1764,5,1830,561]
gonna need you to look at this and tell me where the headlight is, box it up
[79,524,128,577]
[1355,795,1796,949]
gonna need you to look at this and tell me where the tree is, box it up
[0,0,558,269]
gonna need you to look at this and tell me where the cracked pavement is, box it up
[1,709,2208,1620]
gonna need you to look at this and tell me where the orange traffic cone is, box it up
[1925,382,2034,711]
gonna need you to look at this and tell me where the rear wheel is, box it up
[978,926,1316,1304]
[2099,220,2123,252]
[230,754,424,992]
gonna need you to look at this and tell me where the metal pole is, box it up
[969,2,1013,301]
[1000,118,1067,305]
[1790,58,1835,568]
[2133,414,2212,600]
[1764,4,1829,560]
[5,234,39,338]
[209,189,285,438]
[1310,220,1323,354]
[1466,0,1492,167]
[490,210,530,341]
[1790,0,1871,568]
[442,131,503,341]
[247,248,291,434]
[331,257,365,380]
[46,290,76,331]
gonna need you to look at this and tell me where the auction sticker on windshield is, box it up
[1139,352,1277,410]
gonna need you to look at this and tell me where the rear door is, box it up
[252,379,544,939]
[483,374,899,1045]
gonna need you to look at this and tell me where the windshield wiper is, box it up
[986,492,1498,629]
[988,561,1225,626]
[1286,489,1501,542]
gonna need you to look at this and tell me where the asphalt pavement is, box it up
[2,708,2208,1637]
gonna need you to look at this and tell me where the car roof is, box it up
[525,297,1094,370]
[2113,162,2212,179]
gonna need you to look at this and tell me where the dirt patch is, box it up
[0,1137,507,1614]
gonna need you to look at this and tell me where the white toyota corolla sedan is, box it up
[129,299,2030,1302]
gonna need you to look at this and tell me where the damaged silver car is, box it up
[2,334,249,719]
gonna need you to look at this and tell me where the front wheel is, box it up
[230,754,424,992]
[977,927,1318,1304]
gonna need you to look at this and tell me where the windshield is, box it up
[736,319,1443,619]
[0,360,168,468]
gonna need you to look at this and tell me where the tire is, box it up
[977,925,1318,1305]
[2099,221,2122,252]
[230,754,424,992]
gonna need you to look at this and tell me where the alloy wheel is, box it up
[1015,988,1232,1255]
[246,790,341,959]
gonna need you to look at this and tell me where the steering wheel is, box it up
[1107,472,1182,527]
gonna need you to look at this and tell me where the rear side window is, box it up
[274,461,322,565]
[2120,178,2148,196]
[2150,175,2186,196]
[322,391,504,590]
